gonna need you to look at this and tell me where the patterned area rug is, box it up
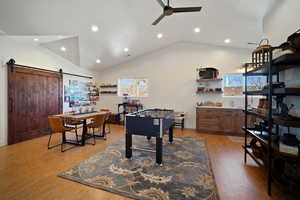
[58,136,219,200]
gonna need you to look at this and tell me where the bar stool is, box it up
[48,116,78,152]
[174,112,185,129]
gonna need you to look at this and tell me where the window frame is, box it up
[222,73,266,97]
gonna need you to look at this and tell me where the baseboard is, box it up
[196,129,244,137]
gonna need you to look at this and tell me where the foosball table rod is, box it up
[132,146,156,153]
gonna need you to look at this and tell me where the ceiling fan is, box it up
[152,0,202,25]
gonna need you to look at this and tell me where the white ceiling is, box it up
[0,0,275,70]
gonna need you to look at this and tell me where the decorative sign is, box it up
[64,80,90,107]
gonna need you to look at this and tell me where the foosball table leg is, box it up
[156,137,163,165]
[169,127,173,144]
[126,133,132,159]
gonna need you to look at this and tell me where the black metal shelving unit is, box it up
[243,46,300,195]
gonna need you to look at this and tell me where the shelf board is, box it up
[242,145,265,168]
[243,127,270,145]
[273,115,300,128]
[273,145,300,161]
[244,127,300,159]
[245,110,300,128]
[273,87,300,96]
[196,78,223,82]
[243,90,266,96]
[244,110,269,120]
[243,136,300,165]
[244,88,300,96]
[244,54,300,76]
[100,85,117,88]
[100,91,117,94]
[196,91,223,94]
[271,172,300,193]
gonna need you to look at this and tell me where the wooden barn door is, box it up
[7,65,62,145]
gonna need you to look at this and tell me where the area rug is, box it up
[58,136,219,200]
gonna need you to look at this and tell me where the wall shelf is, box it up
[99,83,117,95]
[100,91,117,94]
[196,78,223,82]
[100,85,117,88]
[196,91,223,94]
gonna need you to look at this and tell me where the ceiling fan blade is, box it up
[173,7,202,13]
[156,0,166,8]
[152,13,166,25]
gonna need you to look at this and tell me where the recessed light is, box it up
[224,38,231,44]
[194,27,201,33]
[33,38,39,42]
[91,25,99,32]
[96,59,101,64]
[124,48,129,52]
[60,46,66,52]
[157,33,163,39]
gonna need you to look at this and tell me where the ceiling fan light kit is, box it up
[152,0,202,25]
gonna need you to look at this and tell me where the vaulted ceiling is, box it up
[0,0,275,70]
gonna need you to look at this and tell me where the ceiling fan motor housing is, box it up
[164,6,173,16]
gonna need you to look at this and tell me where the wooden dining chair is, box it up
[48,116,77,152]
[100,109,111,134]
[87,114,107,140]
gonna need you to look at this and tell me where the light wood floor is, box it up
[0,125,292,200]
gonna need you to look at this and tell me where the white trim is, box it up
[0,58,8,146]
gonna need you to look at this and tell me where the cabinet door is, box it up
[221,110,235,133]
[197,109,223,132]
[233,111,244,136]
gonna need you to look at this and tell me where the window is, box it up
[118,78,149,97]
[223,74,244,96]
[223,73,266,96]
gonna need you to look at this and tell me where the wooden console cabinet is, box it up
[196,107,245,136]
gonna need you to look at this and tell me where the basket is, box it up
[253,39,272,53]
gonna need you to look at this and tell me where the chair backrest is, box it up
[90,114,106,129]
[100,109,110,112]
[175,112,185,117]
[48,116,65,133]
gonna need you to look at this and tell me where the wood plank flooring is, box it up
[0,125,293,200]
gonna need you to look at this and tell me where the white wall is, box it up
[263,0,300,46]
[0,36,96,147]
[96,42,251,129]
[263,0,300,136]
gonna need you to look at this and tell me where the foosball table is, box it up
[125,109,175,165]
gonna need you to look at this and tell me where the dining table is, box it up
[56,111,108,146]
